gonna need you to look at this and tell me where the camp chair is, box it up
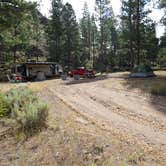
[6,74,16,83]
[6,74,22,83]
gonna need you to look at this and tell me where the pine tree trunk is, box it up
[99,3,104,55]
[92,29,94,69]
[14,50,16,64]
[0,45,2,64]
[67,37,71,66]
[101,25,104,55]
[136,0,140,65]
[88,17,91,60]
[36,32,39,62]
[13,27,17,64]
[129,0,134,68]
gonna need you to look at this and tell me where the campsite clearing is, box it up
[0,71,166,165]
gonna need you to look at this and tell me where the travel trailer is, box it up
[12,62,63,81]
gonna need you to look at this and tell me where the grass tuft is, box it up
[150,85,166,96]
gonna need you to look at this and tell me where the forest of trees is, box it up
[0,0,166,71]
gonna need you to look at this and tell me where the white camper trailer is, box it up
[13,62,62,81]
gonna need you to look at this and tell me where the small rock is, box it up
[104,144,110,148]
[75,118,88,125]
[82,150,89,154]
[55,152,60,157]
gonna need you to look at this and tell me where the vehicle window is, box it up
[17,66,23,73]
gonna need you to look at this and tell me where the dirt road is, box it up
[43,74,166,161]
[0,72,166,165]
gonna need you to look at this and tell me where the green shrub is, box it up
[4,87,48,135]
[5,87,38,109]
[0,63,11,81]
[151,86,166,96]
[0,92,8,117]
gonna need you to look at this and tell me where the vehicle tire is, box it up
[36,72,46,81]
[61,74,67,80]
[74,74,80,80]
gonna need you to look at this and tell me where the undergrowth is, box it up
[0,91,8,117]
[4,87,48,135]
[150,85,166,96]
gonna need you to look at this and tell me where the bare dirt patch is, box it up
[0,71,166,165]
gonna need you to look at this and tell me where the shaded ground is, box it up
[123,71,166,114]
[0,71,166,165]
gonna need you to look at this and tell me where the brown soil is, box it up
[0,72,166,165]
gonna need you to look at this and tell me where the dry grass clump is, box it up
[124,76,166,96]
[150,85,166,96]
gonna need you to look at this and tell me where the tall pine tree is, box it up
[80,2,91,65]
[61,3,80,67]
[95,0,115,71]
[91,14,99,68]
[48,0,63,62]
[121,0,153,66]
[0,0,37,63]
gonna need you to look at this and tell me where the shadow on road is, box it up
[123,76,166,114]
[65,72,130,85]
[65,75,109,85]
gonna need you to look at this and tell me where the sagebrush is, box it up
[0,92,8,117]
[4,87,48,135]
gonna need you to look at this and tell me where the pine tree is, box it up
[158,31,166,66]
[142,21,159,64]
[61,3,80,67]
[80,2,91,64]
[91,14,99,68]
[121,0,136,68]
[95,0,115,71]
[0,0,37,64]
[159,0,166,25]
[0,0,35,31]
[48,0,63,62]
[121,0,152,66]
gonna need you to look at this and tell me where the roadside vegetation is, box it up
[0,92,8,117]
[124,71,166,96]
[0,87,48,136]
[150,83,166,96]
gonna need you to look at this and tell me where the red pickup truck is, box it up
[68,67,95,78]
